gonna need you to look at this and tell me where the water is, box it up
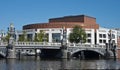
[0,56,120,70]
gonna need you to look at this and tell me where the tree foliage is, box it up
[18,31,27,42]
[69,25,86,43]
[3,32,10,42]
[34,30,48,42]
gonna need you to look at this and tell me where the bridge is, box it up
[0,42,114,59]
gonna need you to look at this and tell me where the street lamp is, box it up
[108,29,116,60]
[108,30,112,50]
[0,30,4,42]
[61,26,67,49]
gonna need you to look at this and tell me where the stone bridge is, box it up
[0,42,114,59]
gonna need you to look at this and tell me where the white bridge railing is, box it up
[15,42,61,46]
[67,43,106,48]
[0,42,106,48]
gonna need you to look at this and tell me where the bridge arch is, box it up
[71,49,105,59]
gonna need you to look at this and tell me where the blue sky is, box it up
[0,0,120,31]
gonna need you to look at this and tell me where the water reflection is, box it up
[0,56,120,70]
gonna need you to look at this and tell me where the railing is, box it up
[0,42,106,49]
[15,42,61,46]
[0,42,7,46]
[67,43,106,48]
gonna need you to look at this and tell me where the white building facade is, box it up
[15,27,117,47]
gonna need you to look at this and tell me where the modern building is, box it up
[15,15,117,47]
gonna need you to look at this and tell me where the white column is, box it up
[49,29,52,42]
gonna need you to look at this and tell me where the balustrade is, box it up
[0,42,106,49]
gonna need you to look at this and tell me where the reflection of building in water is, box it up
[15,15,117,47]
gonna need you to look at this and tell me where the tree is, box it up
[33,30,46,42]
[37,30,45,42]
[69,25,86,43]
[18,31,27,42]
[4,32,10,42]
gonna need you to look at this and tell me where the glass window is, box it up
[87,39,91,43]
[99,39,102,43]
[103,40,106,43]
[103,34,106,38]
[52,33,61,43]
[99,34,102,38]
[112,40,115,44]
[27,34,33,41]
[112,34,115,39]
[87,33,91,37]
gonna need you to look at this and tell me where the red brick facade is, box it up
[23,15,99,30]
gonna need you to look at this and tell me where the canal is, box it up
[0,56,120,70]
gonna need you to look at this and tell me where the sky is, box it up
[0,0,120,32]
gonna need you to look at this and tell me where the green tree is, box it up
[18,31,27,42]
[33,30,46,42]
[69,25,86,43]
[4,32,10,42]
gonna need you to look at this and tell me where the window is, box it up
[112,34,115,39]
[103,34,106,38]
[99,39,102,43]
[52,33,61,43]
[103,40,106,43]
[27,34,33,41]
[99,34,102,38]
[87,33,91,37]
[112,40,115,44]
[87,39,91,43]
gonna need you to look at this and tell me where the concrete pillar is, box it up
[61,26,68,59]
[49,29,52,43]
[6,24,16,59]
[6,37,16,59]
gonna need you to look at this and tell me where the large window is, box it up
[103,34,106,38]
[87,39,91,43]
[99,34,106,38]
[52,33,61,43]
[87,33,91,37]
[103,40,106,43]
[112,34,115,39]
[99,39,102,43]
[99,34,102,38]
[27,34,33,41]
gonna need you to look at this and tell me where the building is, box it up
[16,15,117,47]
[113,28,120,58]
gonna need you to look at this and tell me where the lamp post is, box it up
[0,30,4,42]
[60,26,68,58]
[108,29,116,60]
[6,23,16,59]
[108,30,112,50]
